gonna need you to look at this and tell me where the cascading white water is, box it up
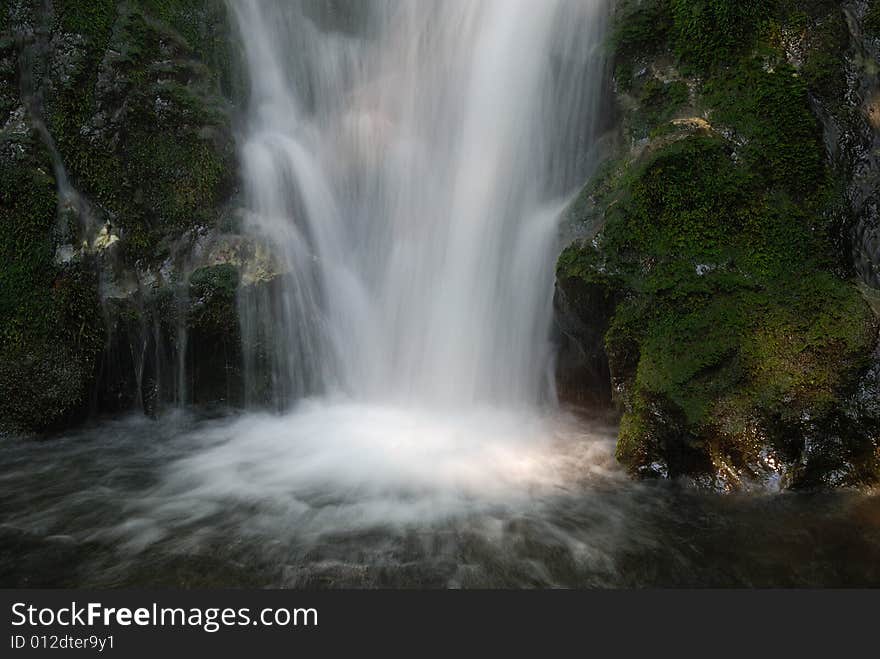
[230,0,608,410]
[154,0,615,526]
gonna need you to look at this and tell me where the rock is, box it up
[202,232,285,285]
[185,264,244,407]
[553,242,625,408]
[0,1,242,430]
[554,0,880,490]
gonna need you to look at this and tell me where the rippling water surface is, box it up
[2,410,878,588]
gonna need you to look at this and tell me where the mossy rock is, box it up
[865,1,880,39]
[787,4,850,106]
[44,0,236,263]
[703,59,825,196]
[188,263,239,332]
[0,262,105,433]
[556,0,880,489]
[611,0,673,66]
[628,76,690,140]
[612,0,767,75]
[1,1,238,430]
[669,0,767,72]
[581,135,876,487]
[0,123,105,432]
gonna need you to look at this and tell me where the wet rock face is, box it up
[42,0,237,261]
[553,0,880,490]
[182,263,244,408]
[0,1,246,432]
[842,1,880,287]
[788,0,880,288]
[94,263,247,416]
[553,248,624,408]
[0,80,104,431]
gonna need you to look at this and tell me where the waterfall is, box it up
[229,0,609,411]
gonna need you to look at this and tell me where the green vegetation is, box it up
[0,138,104,431]
[704,61,824,194]
[612,0,673,63]
[794,7,849,104]
[865,1,880,38]
[560,0,880,487]
[188,263,239,332]
[670,0,767,71]
[46,0,234,262]
[630,78,689,139]
[0,0,236,431]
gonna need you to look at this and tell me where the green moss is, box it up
[602,135,751,263]
[704,59,825,195]
[562,0,877,483]
[0,31,16,120]
[557,242,603,282]
[629,78,689,139]
[0,138,104,432]
[142,0,232,78]
[0,139,57,340]
[576,135,875,474]
[753,1,850,114]
[798,9,849,104]
[122,128,229,252]
[190,263,239,300]
[612,0,768,74]
[187,264,240,337]
[48,1,118,149]
[612,0,673,63]
[865,1,880,38]
[669,0,767,71]
[599,239,875,481]
[563,154,629,230]
[46,2,234,263]
[1,1,235,430]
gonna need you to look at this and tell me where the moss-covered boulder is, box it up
[556,0,880,489]
[0,0,238,431]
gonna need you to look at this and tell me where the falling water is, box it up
[230,0,609,409]
[15,0,617,554]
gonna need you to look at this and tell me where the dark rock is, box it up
[185,264,244,407]
[553,244,625,408]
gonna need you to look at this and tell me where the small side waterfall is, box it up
[229,0,610,411]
